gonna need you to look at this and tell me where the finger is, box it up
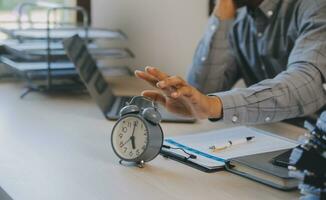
[157,76,186,89]
[171,86,194,99]
[135,70,159,87]
[141,90,166,105]
[135,70,178,97]
[145,66,169,81]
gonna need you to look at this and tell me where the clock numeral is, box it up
[136,149,140,156]
[122,127,127,133]
[129,151,133,157]
[119,142,124,147]
[119,133,123,138]
[127,122,132,128]
[123,147,127,153]
[134,120,138,127]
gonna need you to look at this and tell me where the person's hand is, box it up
[135,67,223,119]
[213,0,237,20]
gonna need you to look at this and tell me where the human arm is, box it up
[187,0,240,94]
[135,1,326,124]
[209,1,326,124]
[135,67,222,119]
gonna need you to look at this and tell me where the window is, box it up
[0,0,77,39]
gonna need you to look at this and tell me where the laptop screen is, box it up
[63,35,115,114]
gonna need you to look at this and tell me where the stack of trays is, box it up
[0,3,134,98]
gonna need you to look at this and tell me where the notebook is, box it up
[225,150,299,190]
[162,127,298,169]
[161,126,299,189]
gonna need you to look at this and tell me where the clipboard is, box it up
[160,149,223,173]
[160,127,298,173]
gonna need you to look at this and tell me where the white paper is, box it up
[164,127,298,168]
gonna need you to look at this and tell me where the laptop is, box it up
[63,35,196,123]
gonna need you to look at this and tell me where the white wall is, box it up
[92,0,209,77]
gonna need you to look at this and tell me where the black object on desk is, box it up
[289,112,326,199]
[226,149,299,191]
[271,148,295,168]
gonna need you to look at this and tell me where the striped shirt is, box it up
[188,0,326,124]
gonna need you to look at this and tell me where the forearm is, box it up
[211,64,326,125]
[210,0,326,125]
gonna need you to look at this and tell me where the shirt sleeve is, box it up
[211,2,326,125]
[187,16,240,94]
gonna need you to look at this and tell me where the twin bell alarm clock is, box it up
[111,96,164,167]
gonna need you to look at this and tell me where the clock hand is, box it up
[121,122,137,148]
[131,136,136,149]
[130,122,137,149]
[132,121,137,137]
[121,137,131,147]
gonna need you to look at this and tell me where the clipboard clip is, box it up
[160,148,222,173]
[162,145,197,160]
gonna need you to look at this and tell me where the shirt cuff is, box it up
[208,90,247,124]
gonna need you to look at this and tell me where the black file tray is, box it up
[0,3,134,98]
[4,43,134,61]
[2,28,127,41]
[0,55,74,71]
[1,54,132,81]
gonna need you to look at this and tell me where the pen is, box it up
[209,136,255,152]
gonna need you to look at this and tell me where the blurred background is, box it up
[91,0,208,76]
[0,0,209,77]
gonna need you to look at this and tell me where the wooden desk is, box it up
[0,81,304,200]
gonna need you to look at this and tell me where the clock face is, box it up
[112,116,149,160]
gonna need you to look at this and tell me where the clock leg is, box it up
[137,160,145,168]
[118,160,146,168]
